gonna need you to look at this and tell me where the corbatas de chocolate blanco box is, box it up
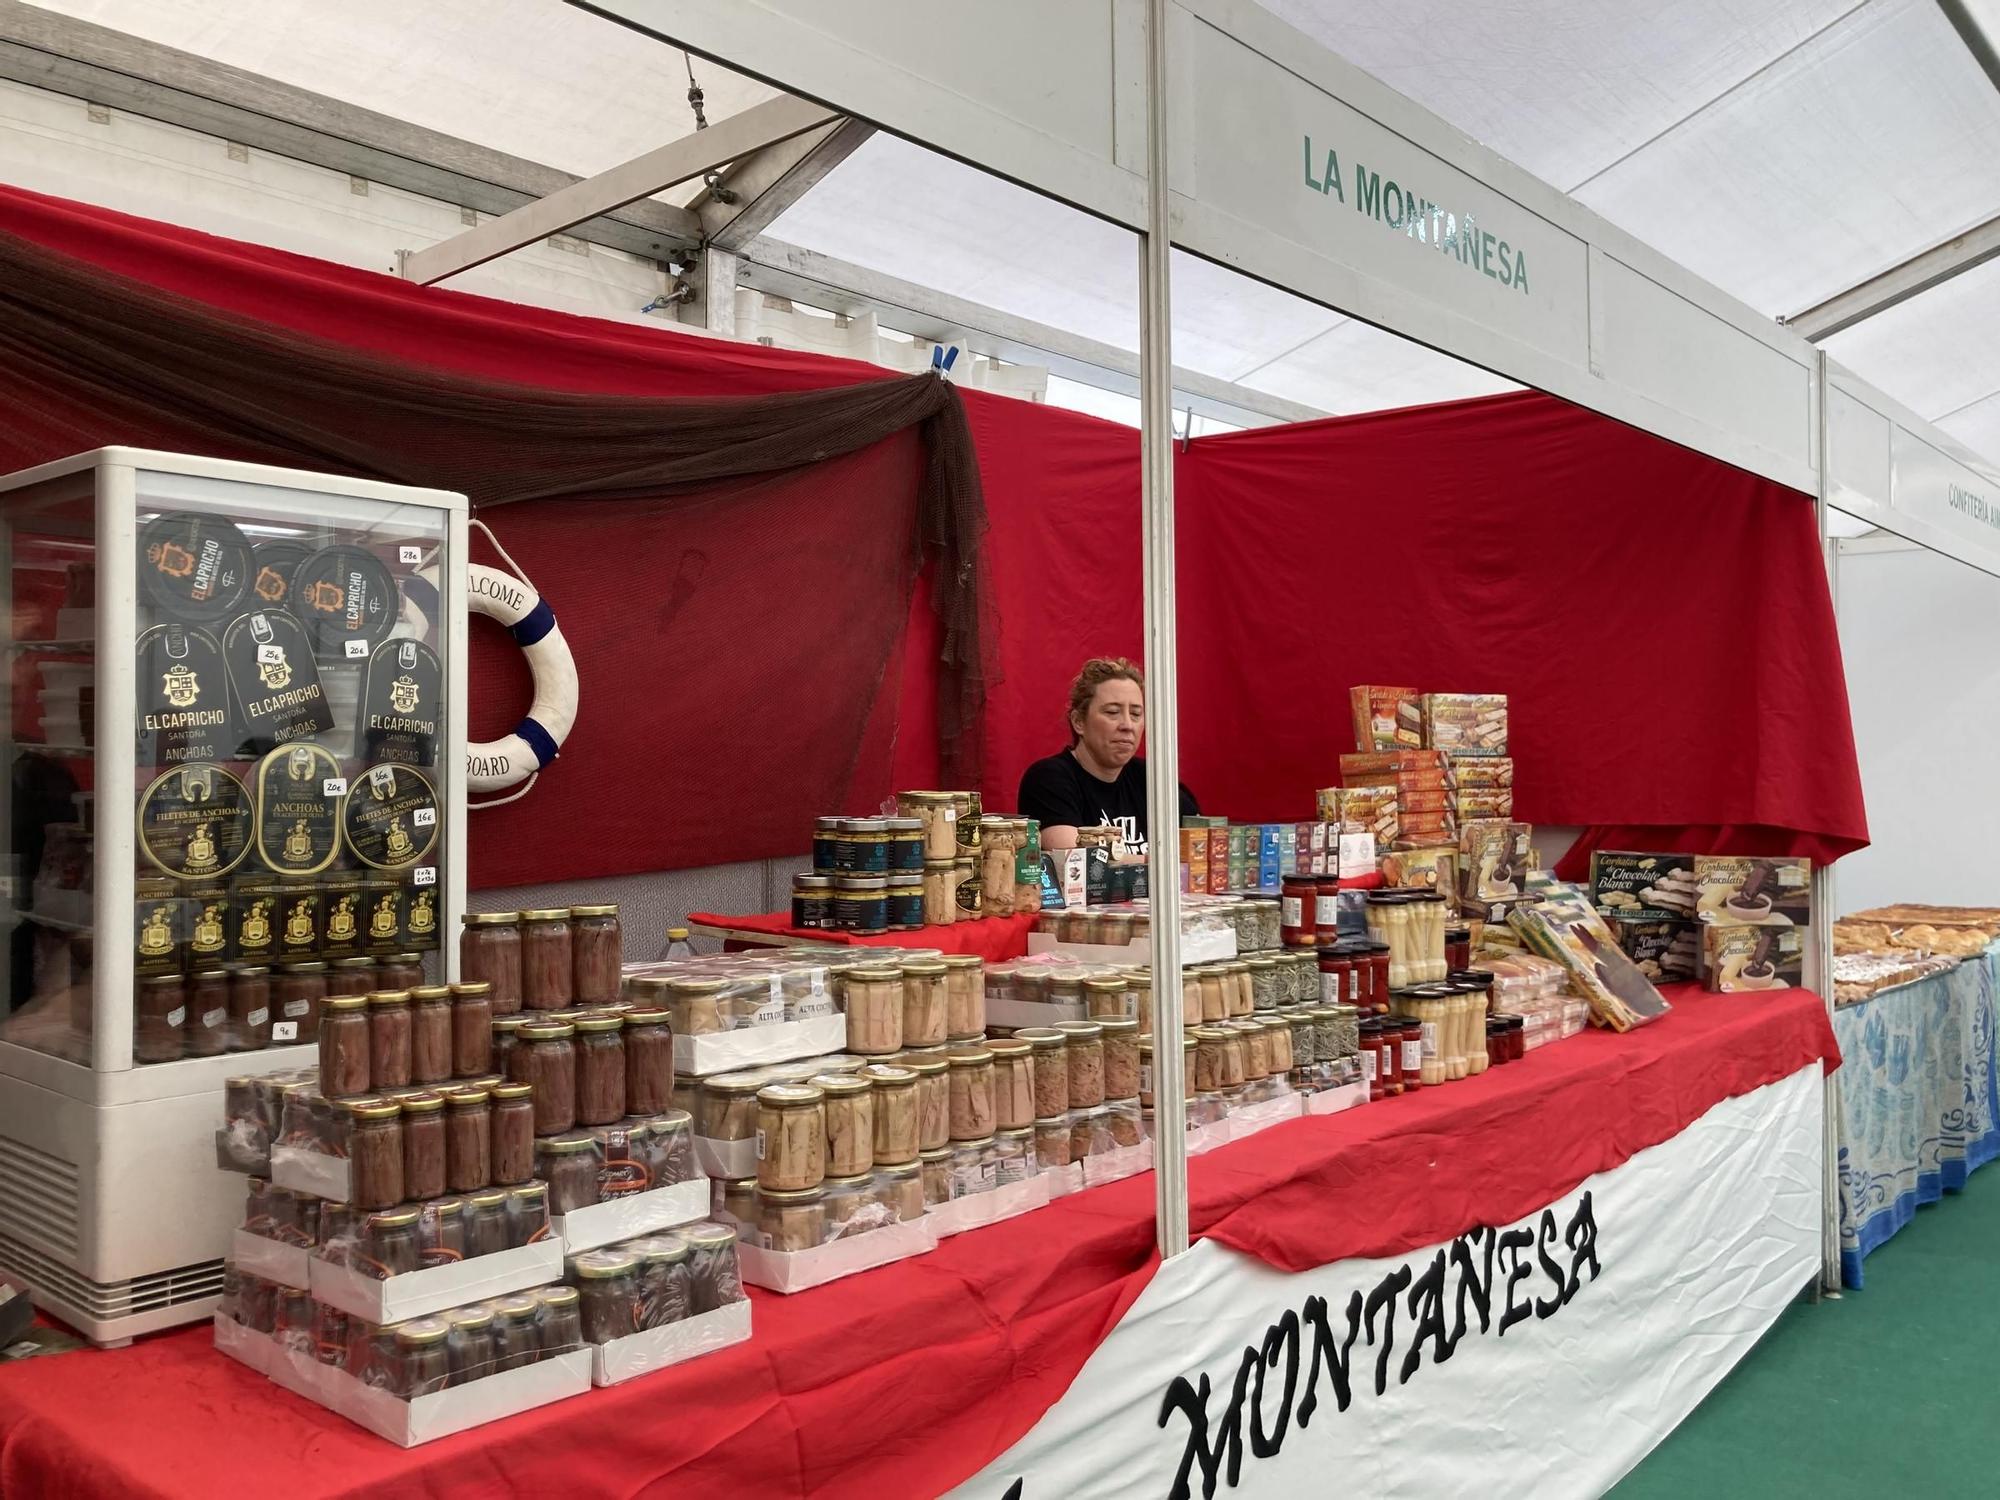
[1693,856,1811,927]
[1350,685,1422,752]
[1609,917,1699,983]
[1589,852,1699,922]
[1422,694,1508,756]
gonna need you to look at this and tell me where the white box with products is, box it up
[737,1217,936,1293]
[231,1230,310,1290]
[552,1178,708,1255]
[674,1014,847,1078]
[271,1144,350,1203]
[590,1298,752,1387]
[308,1240,564,1325]
[925,1175,1051,1238]
[320,1348,592,1447]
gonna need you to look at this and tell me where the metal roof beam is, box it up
[0,0,705,261]
[1786,211,2000,341]
[694,117,875,252]
[399,94,839,285]
[735,236,1326,429]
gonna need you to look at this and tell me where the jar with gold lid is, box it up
[519,909,573,1011]
[812,1071,875,1177]
[459,911,523,1015]
[945,1046,996,1140]
[898,959,949,1047]
[755,1083,827,1192]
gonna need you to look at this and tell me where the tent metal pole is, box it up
[1813,350,1843,1296]
[1139,0,1188,1260]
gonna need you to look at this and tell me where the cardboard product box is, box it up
[1703,922,1805,992]
[1693,856,1811,927]
[1460,819,1533,904]
[1610,917,1700,983]
[1380,845,1461,907]
[1339,749,1446,785]
[1349,685,1423,752]
[1446,755,1514,790]
[1456,790,1514,821]
[1396,787,1455,815]
[1329,785,1399,843]
[1208,855,1230,895]
[1589,852,1698,921]
[1508,896,1672,1031]
[1256,825,1282,862]
[1422,693,1509,756]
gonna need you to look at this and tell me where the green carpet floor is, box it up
[1609,1165,2000,1498]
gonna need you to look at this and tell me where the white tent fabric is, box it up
[19,0,2000,457]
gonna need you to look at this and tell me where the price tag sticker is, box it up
[256,644,285,665]
[322,777,348,798]
[412,866,437,887]
[272,1021,299,1043]
[399,545,423,565]
[344,638,371,659]
[413,807,436,828]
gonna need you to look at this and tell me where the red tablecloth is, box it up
[690,909,1041,963]
[0,988,1836,1499]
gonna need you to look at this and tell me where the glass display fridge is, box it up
[0,449,467,1343]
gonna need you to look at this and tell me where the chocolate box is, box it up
[1610,917,1699,983]
[1460,819,1532,904]
[1703,923,1805,992]
[1694,856,1811,927]
[1590,852,1699,922]
[1349,685,1422,753]
[1422,694,1508,757]
[1446,755,1514,790]
[1456,791,1514,821]
[1339,750,1446,785]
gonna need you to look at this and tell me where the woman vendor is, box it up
[1016,657,1198,860]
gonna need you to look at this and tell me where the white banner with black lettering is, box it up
[953,1063,1823,1500]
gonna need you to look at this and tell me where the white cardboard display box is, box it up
[232,1229,311,1290]
[590,1297,753,1387]
[1042,1162,1086,1199]
[738,1216,937,1294]
[1026,926,1236,967]
[1224,1090,1304,1141]
[984,996,1088,1030]
[320,1348,593,1447]
[271,1143,350,1202]
[925,1174,1051,1238]
[213,1314,274,1376]
[308,1240,564,1324]
[674,1014,847,1078]
[693,1134,756,1181]
[1304,1080,1371,1116]
[1079,1138,1154,1188]
[552,1177,708,1255]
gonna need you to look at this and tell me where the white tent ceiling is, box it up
[20,0,2000,461]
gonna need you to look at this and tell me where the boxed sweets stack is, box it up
[1693,855,1812,993]
[1588,852,1700,983]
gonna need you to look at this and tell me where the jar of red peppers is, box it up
[1396,1019,1424,1094]
[1365,943,1391,1013]
[623,1008,674,1116]
[520,910,573,1012]
[1310,875,1342,948]
[409,985,453,1086]
[460,911,523,1015]
[1445,926,1472,974]
[568,905,622,1007]
[1280,873,1318,948]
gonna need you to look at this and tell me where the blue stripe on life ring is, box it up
[510,598,558,647]
[514,714,561,769]
[403,574,439,618]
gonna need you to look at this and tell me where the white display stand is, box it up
[1304,1081,1371,1117]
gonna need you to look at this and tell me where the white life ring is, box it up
[417,560,577,798]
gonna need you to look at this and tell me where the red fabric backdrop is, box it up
[0,186,1866,886]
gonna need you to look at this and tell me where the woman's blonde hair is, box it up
[1067,657,1145,743]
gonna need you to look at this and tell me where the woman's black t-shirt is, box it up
[1016,750,1199,859]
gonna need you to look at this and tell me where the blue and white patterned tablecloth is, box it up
[1835,945,2000,1286]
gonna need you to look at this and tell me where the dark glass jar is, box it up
[312,1300,348,1365]
[446,1308,495,1387]
[536,1132,602,1216]
[833,875,889,934]
[685,1221,743,1313]
[459,912,523,1016]
[417,1196,464,1268]
[394,1318,451,1398]
[401,1094,447,1202]
[273,960,326,1044]
[508,1182,551,1247]
[347,1101,404,1211]
[537,1285,583,1353]
[791,873,835,930]
[623,1008,673,1116]
[444,1088,492,1194]
[491,1015,526,1079]
[631,1233,693,1329]
[811,816,842,873]
[409,985,453,1085]
[569,905,622,1006]
[572,1250,642,1344]
[378,953,426,992]
[572,1015,626,1127]
[492,1294,541,1371]
[318,995,372,1098]
[184,970,230,1057]
[1445,926,1473,973]
[327,956,378,998]
[368,991,413,1090]
[134,974,187,1064]
[490,1082,536,1185]
[511,1022,577,1135]
[463,1189,510,1259]
[519,910,573,1011]
[365,1206,420,1277]
[450,982,493,1078]
[229,966,272,1052]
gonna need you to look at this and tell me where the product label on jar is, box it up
[201,1007,227,1030]
[138,764,254,879]
[341,764,439,871]
[1361,1048,1377,1083]
[222,609,334,751]
[1420,1022,1438,1058]
[247,1008,268,1027]
[165,1007,186,1029]
[1314,894,1339,926]
[996,1153,1028,1187]
[790,991,836,1023]
[1402,1040,1422,1072]
[1281,896,1303,930]
[359,637,441,766]
[1140,1062,1153,1094]
[1348,971,1360,1003]
[736,994,784,1030]
[1319,974,1339,1005]
[755,1129,768,1160]
[252,742,343,875]
[283,998,311,1019]
[951,1161,997,1199]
